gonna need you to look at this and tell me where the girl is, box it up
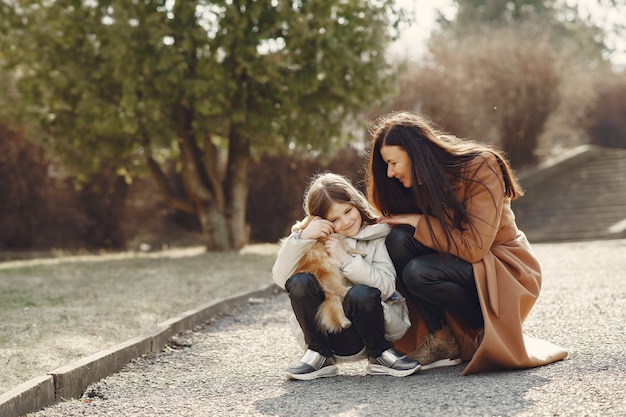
[272,172,420,380]
[367,111,568,375]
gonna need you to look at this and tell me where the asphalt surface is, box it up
[28,239,626,417]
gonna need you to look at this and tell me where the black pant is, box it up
[285,273,393,358]
[385,224,484,333]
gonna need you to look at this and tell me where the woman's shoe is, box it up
[366,348,421,377]
[409,333,462,370]
[284,349,337,380]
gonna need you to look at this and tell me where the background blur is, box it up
[1,0,625,255]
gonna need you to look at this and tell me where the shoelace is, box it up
[474,329,485,349]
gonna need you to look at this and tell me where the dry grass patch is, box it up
[0,244,279,394]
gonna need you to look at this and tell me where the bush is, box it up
[0,124,50,248]
[0,122,130,251]
[247,147,366,243]
[75,174,129,249]
[386,23,568,169]
[583,73,626,148]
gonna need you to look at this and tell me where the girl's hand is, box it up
[300,217,334,240]
[324,236,349,264]
[377,214,420,228]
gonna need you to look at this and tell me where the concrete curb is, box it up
[0,283,281,417]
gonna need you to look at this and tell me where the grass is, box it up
[0,244,279,395]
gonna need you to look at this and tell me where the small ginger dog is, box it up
[292,216,366,334]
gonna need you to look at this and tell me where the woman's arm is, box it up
[381,153,504,263]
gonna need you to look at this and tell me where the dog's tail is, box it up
[316,295,352,334]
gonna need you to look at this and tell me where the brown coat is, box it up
[393,152,568,375]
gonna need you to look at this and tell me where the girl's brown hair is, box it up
[366,111,523,252]
[304,172,380,225]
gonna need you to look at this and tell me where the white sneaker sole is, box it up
[366,363,421,377]
[420,357,462,371]
[285,365,338,381]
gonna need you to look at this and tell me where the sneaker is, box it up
[285,349,338,380]
[366,348,421,377]
[409,334,462,370]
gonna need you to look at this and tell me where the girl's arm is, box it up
[339,237,396,300]
[272,233,316,289]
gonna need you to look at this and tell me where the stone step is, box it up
[513,145,626,242]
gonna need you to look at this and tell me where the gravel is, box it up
[26,239,626,417]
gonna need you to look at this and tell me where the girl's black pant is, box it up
[285,273,393,358]
[385,224,484,333]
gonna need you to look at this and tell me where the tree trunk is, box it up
[224,127,251,250]
[195,201,231,251]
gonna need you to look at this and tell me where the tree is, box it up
[453,0,554,25]
[445,0,607,65]
[0,0,400,251]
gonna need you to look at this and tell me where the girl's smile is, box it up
[326,202,362,237]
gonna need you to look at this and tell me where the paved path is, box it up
[28,239,626,417]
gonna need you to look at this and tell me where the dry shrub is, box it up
[583,72,626,148]
[0,123,130,251]
[247,147,366,243]
[388,23,569,168]
[0,124,49,248]
[75,174,129,249]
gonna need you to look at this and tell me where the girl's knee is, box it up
[344,285,381,310]
[285,272,318,298]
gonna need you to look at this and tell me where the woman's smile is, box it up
[380,145,412,188]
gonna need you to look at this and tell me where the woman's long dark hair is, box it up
[366,111,523,253]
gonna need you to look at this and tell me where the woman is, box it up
[366,111,568,375]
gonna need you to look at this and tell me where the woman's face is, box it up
[326,202,362,237]
[380,145,412,188]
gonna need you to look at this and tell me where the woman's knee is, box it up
[401,258,439,292]
[285,272,320,298]
[385,224,416,255]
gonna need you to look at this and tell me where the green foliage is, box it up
[444,0,607,66]
[451,0,556,25]
[0,0,401,249]
[0,0,399,173]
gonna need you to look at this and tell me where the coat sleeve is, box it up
[272,234,316,289]
[339,237,396,300]
[414,153,505,263]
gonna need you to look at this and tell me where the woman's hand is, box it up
[324,236,350,264]
[300,217,335,240]
[377,214,420,228]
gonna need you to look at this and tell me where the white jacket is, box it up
[272,222,410,348]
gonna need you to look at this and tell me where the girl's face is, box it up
[326,202,362,237]
[380,145,412,188]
